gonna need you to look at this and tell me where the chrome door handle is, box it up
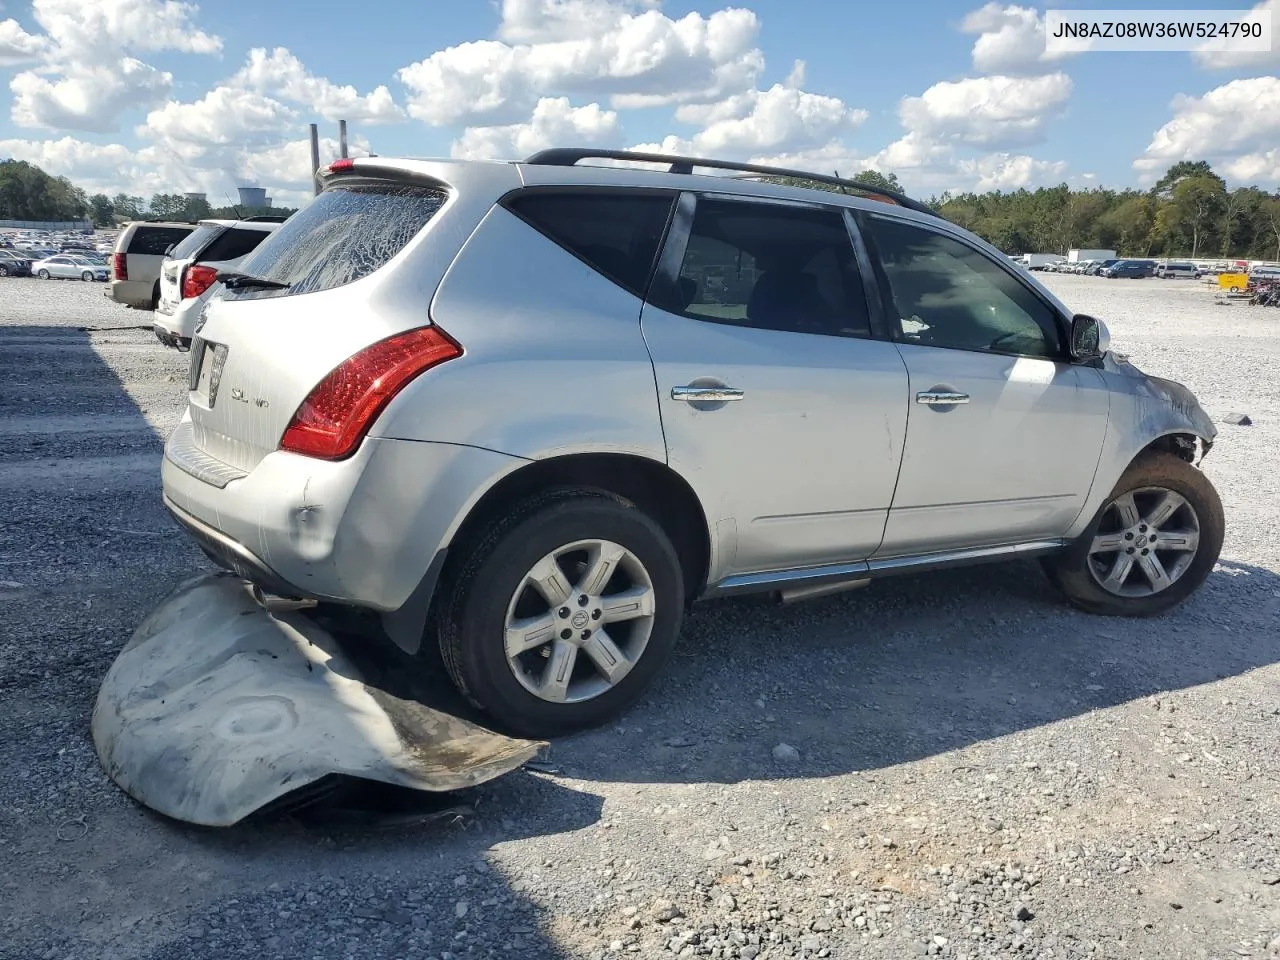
[916,391,970,405]
[672,386,745,402]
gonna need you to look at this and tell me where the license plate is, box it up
[190,340,228,408]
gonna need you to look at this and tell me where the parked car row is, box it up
[101,218,285,348]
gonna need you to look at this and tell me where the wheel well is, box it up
[448,453,711,602]
[1136,432,1201,465]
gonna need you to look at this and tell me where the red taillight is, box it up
[280,326,463,460]
[181,263,219,300]
[328,158,355,173]
[112,252,127,280]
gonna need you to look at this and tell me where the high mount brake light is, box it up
[279,326,463,461]
[328,158,355,174]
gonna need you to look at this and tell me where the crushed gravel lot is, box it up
[1,274,1278,960]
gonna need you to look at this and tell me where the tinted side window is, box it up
[201,227,270,263]
[863,216,1061,358]
[128,227,192,256]
[504,191,674,298]
[654,198,871,338]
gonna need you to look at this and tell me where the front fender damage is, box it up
[1108,356,1217,462]
[92,573,541,826]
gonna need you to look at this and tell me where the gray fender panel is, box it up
[92,573,542,826]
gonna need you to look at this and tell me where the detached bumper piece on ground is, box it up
[91,573,542,827]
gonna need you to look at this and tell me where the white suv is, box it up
[153,218,285,349]
[162,149,1224,737]
[107,221,196,309]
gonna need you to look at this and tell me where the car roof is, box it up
[322,151,951,231]
[194,219,282,232]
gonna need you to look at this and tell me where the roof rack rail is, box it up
[241,215,289,223]
[523,148,936,218]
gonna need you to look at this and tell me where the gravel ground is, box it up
[1,274,1278,960]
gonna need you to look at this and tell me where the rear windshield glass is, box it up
[225,183,448,299]
[127,227,193,256]
[167,224,221,261]
[201,226,271,263]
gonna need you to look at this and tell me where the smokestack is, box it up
[309,123,321,196]
[339,120,348,160]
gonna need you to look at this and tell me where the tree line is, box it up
[2,155,1278,260]
[774,160,1280,262]
[89,192,298,226]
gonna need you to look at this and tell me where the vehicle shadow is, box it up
[537,555,1280,784]
[0,323,586,960]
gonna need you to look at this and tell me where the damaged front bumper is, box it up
[92,573,542,826]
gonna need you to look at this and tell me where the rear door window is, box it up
[503,190,675,298]
[650,197,873,338]
[226,183,448,299]
[200,227,271,263]
[128,227,193,256]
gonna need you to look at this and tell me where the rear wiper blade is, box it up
[216,271,291,290]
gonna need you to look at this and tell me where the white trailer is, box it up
[1019,253,1067,270]
[1068,248,1116,263]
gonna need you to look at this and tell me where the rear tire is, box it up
[149,281,160,311]
[0,265,9,277]
[435,488,685,738]
[1043,452,1223,617]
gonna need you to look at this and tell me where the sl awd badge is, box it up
[229,388,269,408]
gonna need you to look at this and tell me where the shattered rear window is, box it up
[224,183,447,299]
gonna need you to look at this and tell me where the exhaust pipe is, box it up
[250,583,318,613]
[778,578,871,604]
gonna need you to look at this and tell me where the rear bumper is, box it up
[154,296,202,342]
[161,417,527,612]
[163,495,310,599]
[106,278,154,307]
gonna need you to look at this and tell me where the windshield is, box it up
[225,182,448,299]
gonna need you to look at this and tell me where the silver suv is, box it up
[162,149,1224,737]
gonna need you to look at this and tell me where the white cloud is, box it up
[10,0,222,132]
[0,136,141,188]
[1136,76,1280,185]
[397,4,763,126]
[0,18,48,65]
[1192,0,1279,70]
[751,137,1066,195]
[960,3,1085,75]
[898,73,1072,149]
[451,97,622,158]
[677,78,867,156]
[497,0,661,43]
[958,152,1067,191]
[231,47,405,124]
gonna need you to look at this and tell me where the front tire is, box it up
[81,271,94,281]
[1043,452,1223,616]
[435,488,685,738]
[37,269,50,279]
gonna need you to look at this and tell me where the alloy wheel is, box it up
[504,539,656,704]
[1087,486,1201,598]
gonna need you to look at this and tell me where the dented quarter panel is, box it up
[163,432,526,612]
[1063,353,1218,539]
[92,573,541,827]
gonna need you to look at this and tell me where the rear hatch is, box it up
[158,224,221,315]
[184,164,505,473]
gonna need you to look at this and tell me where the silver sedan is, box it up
[32,255,109,282]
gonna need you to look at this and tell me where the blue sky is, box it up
[0,0,1276,205]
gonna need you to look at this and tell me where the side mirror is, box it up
[1069,313,1110,361]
